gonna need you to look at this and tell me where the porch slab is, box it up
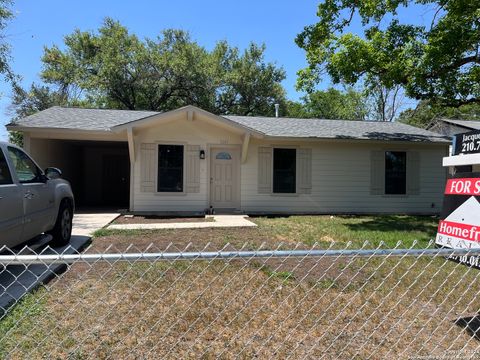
[107,215,257,230]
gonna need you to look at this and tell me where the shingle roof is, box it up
[8,106,449,143]
[224,115,449,143]
[9,106,159,131]
[439,118,480,131]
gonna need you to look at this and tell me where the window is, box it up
[385,151,407,195]
[273,148,296,193]
[0,149,12,185]
[215,152,232,160]
[7,147,43,183]
[157,145,184,192]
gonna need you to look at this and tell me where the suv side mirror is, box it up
[45,167,62,180]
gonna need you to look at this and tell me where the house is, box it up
[6,105,450,215]
[428,118,480,137]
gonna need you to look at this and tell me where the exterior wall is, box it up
[27,117,449,215]
[132,115,243,212]
[241,139,448,214]
[132,116,448,214]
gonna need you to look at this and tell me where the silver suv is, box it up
[0,142,74,248]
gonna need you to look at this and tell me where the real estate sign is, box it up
[453,129,480,155]
[435,173,480,268]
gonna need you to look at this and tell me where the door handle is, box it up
[24,192,34,199]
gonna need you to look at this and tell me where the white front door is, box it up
[210,147,240,210]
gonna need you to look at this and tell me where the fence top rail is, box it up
[0,247,480,265]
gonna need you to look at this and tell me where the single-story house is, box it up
[428,118,480,137]
[7,105,450,215]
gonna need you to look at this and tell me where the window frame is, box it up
[7,146,44,184]
[155,143,186,195]
[0,147,13,186]
[272,147,297,195]
[384,150,407,195]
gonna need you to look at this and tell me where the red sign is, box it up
[436,173,480,261]
[437,220,480,243]
[444,178,480,195]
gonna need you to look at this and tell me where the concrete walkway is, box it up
[73,213,120,236]
[108,215,257,230]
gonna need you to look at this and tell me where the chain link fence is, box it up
[1,241,480,359]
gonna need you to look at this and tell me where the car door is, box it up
[6,146,55,242]
[0,146,24,248]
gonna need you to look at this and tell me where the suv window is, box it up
[7,147,43,183]
[0,148,13,185]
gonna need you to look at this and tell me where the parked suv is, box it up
[0,142,74,248]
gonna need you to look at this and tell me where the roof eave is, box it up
[261,135,450,144]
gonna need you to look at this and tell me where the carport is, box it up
[29,138,130,209]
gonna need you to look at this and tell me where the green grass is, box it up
[91,228,152,238]
[0,288,48,358]
[254,215,439,248]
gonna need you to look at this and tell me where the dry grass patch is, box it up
[1,254,480,359]
[2,215,479,358]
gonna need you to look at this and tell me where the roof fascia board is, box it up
[5,125,114,136]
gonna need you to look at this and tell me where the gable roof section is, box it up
[110,105,264,137]
[224,115,449,143]
[7,105,449,143]
[437,118,480,131]
[8,106,159,131]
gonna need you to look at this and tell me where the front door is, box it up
[102,154,130,207]
[210,147,240,210]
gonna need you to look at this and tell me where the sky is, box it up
[0,0,434,141]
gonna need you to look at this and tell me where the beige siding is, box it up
[240,139,448,214]
[132,114,243,212]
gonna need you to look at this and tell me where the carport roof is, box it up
[8,105,450,143]
[8,106,159,131]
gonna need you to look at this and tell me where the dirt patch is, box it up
[113,216,214,224]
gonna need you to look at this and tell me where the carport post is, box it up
[127,128,135,211]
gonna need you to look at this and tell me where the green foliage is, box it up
[0,0,14,83]
[8,83,73,144]
[296,0,480,108]
[286,87,368,120]
[40,18,286,116]
[399,100,480,128]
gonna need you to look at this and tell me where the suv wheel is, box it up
[48,200,73,247]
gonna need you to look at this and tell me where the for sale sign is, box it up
[453,130,480,155]
[436,173,480,268]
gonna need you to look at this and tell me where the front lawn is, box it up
[3,214,474,359]
[94,214,440,250]
[253,214,439,248]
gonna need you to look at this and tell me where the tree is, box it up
[40,18,286,116]
[399,100,480,128]
[286,87,368,120]
[7,83,75,145]
[296,0,480,108]
[366,83,404,122]
[0,0,14,83]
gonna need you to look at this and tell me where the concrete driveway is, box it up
[0,211,119,315]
